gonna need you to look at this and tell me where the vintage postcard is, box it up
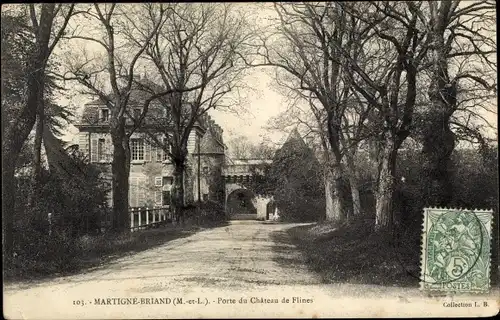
[3,2,498,319]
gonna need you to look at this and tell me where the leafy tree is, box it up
[12,135,110,270]
[2,4,76,258]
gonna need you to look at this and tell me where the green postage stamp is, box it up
[420,207,493,293]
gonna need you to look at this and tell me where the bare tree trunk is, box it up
[110,119,131,233]
[3,116,40,258]
[172,161,186,225]
[374,141,397,232]
[422,74,456,206]
[421,115,455,206]
[324,163,345,223]
[32,115,44,187]
[345,154,362,217]
[421,1,456,207]
[349,176,362,217]
[29,112,45,219]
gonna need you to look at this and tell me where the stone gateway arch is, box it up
[223,159,278,220]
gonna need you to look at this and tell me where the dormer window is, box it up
[100,109,109,122]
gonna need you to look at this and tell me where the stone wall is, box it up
[251,195,274,220]
[193,154,225,203]
[129,162,176,207]
[77,116,225,208]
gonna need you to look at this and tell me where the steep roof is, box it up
[199,124,224,154]
[78,78,169,126]
[283,127,308,149]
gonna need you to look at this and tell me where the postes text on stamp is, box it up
[420,208,493,293]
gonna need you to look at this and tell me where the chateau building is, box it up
[75,83,226,209]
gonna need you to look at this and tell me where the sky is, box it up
[58,2,497,148]
[60,71,288,144]
[60,66,291,147]
[59,3,291,147]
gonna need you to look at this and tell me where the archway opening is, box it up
[226,188,257,216]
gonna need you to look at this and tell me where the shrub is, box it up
[7,151,110,274]
[183,200,227,226]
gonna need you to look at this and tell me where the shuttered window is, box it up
[78,133,89,159]
[138,177,146,206]
[100,109,109,122]
[156,146,163,162]
[98,138,105,161]
[129,176,147,207]
[162,190,171,206]
[90,136,98,163]
[145,142,151,162]
[155,191,162,206]
[129,177,137,208]
[106,136,112,161]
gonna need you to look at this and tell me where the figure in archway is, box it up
[266,200,276,220]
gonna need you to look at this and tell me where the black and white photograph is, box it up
[2,2,498,318]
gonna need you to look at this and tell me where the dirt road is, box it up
[4,220,498,318]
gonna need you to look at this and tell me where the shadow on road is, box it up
[271,221,420,288]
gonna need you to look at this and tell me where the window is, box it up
[131,138,144,161]
[100,109,109,122]
[97,138,106,161]
[162,190,171,206]
[154,137,171,162]
[154,177,163,187]
[162,176,173,186]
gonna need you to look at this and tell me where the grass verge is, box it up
[4,220,228,284]
[275,219,421,287]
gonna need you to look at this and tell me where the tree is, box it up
[2,4,76,259]
[267,86,372,219]
[417,0,496,207]
[245,2,373,223]
[58,4,207,231]
[333,2,430,231]
[225,134,275,160]
[134,3,253,222]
